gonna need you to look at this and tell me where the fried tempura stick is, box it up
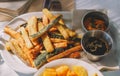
[47,45,82,62]
[50,38,67,43]
[4,26,21,39]
[20,27,33,49]
[4,26,25,48]
[38,22,54,52]
[42,9,69,39]
[53,42,67,48]
[26,16,38,35]
[42,8,64,25]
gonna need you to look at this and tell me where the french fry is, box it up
[3,8,85,69]
[42,9,69,39]
[42,33,54,52]
[4,26,21,39]
[4,27,35,66]
[27,16,38,35]
[10,39,28,62]
[10,39,35,67]
[42,8,64,25]
[30,39,40,46]
[47,45,82,62]
[26,16,40,46]
[65,28,76,37]
[38,22,54,52]
[17,37,26,49]
[8,40,17,54]
[42,15,58,32]
[38,22,44,30]
[42,15,49,26]
[49,27,58,32]
[56,24,69,39]
[30,15,62,40]
[5,42,11,52]
[20,27,33,49]
[4,26,25,48]
[68,51,81,58]
[53,42,67,48]
[50,38,67,43]
[23,46,35,67]
[30,44,43,59]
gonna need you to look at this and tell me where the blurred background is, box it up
[0,0,74,21]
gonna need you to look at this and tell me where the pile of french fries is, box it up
[4,9,83,68]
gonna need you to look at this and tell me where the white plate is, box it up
[34,58,103,76]
[0,12,72,74]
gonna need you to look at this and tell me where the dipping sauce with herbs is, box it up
[85,37,109,55]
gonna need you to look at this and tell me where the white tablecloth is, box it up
[0,0,120,76]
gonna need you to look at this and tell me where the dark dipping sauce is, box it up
[85,37,108,55]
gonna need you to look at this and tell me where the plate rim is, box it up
[34,58,103,76]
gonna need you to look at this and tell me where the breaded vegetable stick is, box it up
[20,27,33,49]
[42,9,69,39]
[49,27,57,32]
[10,39,34,67]
[38,22,54,52]
[38,22,44,30]
[42,15,49,26]
[41,33,54,52]
[27,16,38,35]
[68,51,81,58]
[50,38,67,43]
[22,46,35,67]
[4,26,25,48]
[42,15,57,32]
[5,42,11,52]
[30,44,43,59]
[4,26,21,39]
[53,42,67,48]
[56,24,69,39]
[31,15,62,40]
[26,16,40,46]
[42,8,64,25]
[30,39,39,46]
[65,28,76,37]
[8,40,17,55]
[47,45,82,62]
[10,39,28,62]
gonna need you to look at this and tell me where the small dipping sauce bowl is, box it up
[81,11,109,32]
[81,30,113,61]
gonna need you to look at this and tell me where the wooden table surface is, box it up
[28,0,75,12]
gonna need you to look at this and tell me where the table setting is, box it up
[0,0,120,76]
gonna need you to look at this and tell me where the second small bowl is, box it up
[81,30,113,61]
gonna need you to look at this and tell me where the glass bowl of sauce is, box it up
[81,30,113,61]
[82,11,109,32]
